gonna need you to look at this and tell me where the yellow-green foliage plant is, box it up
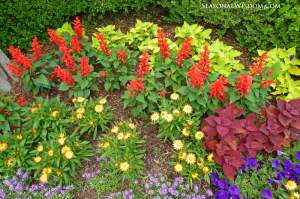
[258,47,300,101]
[55,22,89,39]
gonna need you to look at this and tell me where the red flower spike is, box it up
[208,76,228,105]
[154,29,171,58]
[30,37,44,61]
[78,56,92,77]
[126,78,145,96]
[71,16,86,40]
[53,66,75,86]
[248,51,268,76]
[71,36,82,54]
[101,71,106,77]
[47,29,64,46]
[261,77,275,88]
[158,90,167,98]
[95,32,112,58]
[17,96,26,107]
[175,38,193,67]
[116,50,127,64]
[59,42,76,73]
[137,50,151,78]
[234,74,253,98]
[5,111,11,116]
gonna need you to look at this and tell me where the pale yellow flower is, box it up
[173,140,183,150]
[77,97,85,103]
[185,153,196,165]
[99,98,107,104]
[183,105,193,114]
[174,162,183,173]
[170,93,179,100]
[150,113,159,121]
[195,131,205,140]
[120,162,130,172]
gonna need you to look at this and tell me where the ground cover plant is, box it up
[2,11,300,199]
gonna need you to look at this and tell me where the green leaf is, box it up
[270,61,281,80]
[178,86,189,95]
[245,92,255,103]
[81,80,89,89]
[113,61,120,69]
[230,91,241,103]
[120,65,127,73]
[165,76,174,87]
[136,93,145,103]
[90,84,98,91]
[59,82,69,91]
[288,65,300,76]
[34,75,50,88]
[9,111,20,120]
[148,93,158,103]
[165,57,172,65]
[100,61,110,67]
[208,73,220,82]
[104,82,111,91]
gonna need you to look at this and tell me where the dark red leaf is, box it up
[278,113,292,126]
[291,109,299,116]
[239,144,246,151]
[220,109,234,120]
[206,140,218,150]
[217,125,229,137]
[203,125,218,136]
[283,110,292,118]
[282,139,291,148]
[231,127,246,134]
[214,108,223,114]
[248,149,257,158]
[259,123,269,135]
[289,98,300,109]
[291,121,300,129]
[216,148,226,157]
[245,142,261,149]
[270,134,284,147]
[247,124,258,132]
[232,108,247,117]
[214,155,224,166]
[201,122,208,130]
[264,141,275,153]
[246,113,255,124]
[255,132,268,143]
[228,119,242,128]
[205,116,218,126]
[290,127,298,135]
[266,106,281,118]
[260,109,267,118]
[223,164,236,180]
[277,99,287,110]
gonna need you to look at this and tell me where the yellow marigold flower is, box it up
[160,111,167,119]
[164,113,173,122]
[76,108,85,114]
[114,162,119,167]
[33,156,42,163]
[0,143,8,151]
[98,114,102,118]
[202,166,209,173]
[150,113,160,121]
[72,97,77,103]
[42,167,52,175]
[59,133,65,138]
[178,152,187,161]
[56,171,61,176]
[37,145,43,152]
[76,113,83,119]
[132,133,136,137]
[70,115,74,120]
[174,162,183,173]
[57,137,67,145]
[37,103,42,106]
[196,158,204,167]
[15,135,23,139]
[173,140,183,150]
[118,121,124,125]
[111,126,119,134]
[117,132,124,140]
[65,150,74,160]
[185,153,196,165]
[183,105,193,114]
[39,173,48,183]
[191,172,198,179]
[104,142,109,147]
[187,120,193,125]
[120,162,130,172]
[98,143,103,148]
[195,131,205,140]
[76,143,80,147]
[47,150,54,157]
[31,107,37,112]
[182,128,190,137]
[77,97,85,103]
[95,105,104,113]
[88,120,94,125]
[27,116,31,120]
[172,109,180,115]
[99,98,107,104]
[32,129,37,136]
[170,93,179,100]
[207,153,215,162]
[7,157,15,167]
[294,192,300,198]
[51,110,58,118]
[286,180,298,191]
[123,133,131,140]
[128,123,135,129]
[61,146,71,154]
[108,135,113,139]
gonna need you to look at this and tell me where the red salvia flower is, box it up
[71,16,86,40]
[154,29,171,58]
[116,50,127,64]
[137,50,151,78]
[0,107,4,112]
[158,90,167,98]
[78,56,92,77]
[71,36,82,54]
[208,76,228,105]
[248,51,268,76]
[47,74,56,81]
[95,32,112,58]
[185,45,212,89]
[6,46,33,78]
[126,78,145,96]
[234,74,253,98]
[266,69,275,75]
[4,99,13,102]
[261,77,276,88]
[53,66,75,86]
[59,42,76,73]
[30,37,44,61]
[17,96,26,107]
[47,29,64,46]
[101,71,106,77]
[5,111,11,116]
[167,72,173,77]
[175,38,193,67]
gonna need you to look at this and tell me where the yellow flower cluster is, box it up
[57,133,67,145]
[7,157,15,167]
[39,167,52,183]
[0,143,8,151]
[61,145,74,160]
[120,162,130,172]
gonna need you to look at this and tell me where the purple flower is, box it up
[273,179,282,186]
[134,180,138,184]
[213,178,219,186]
[166,182,171,186]
[283,158,293,171]
[206,189,213,196]
[145,183,150,189]
[296,151,300,160]
[185,183,190,191]
[293,164,300,174]
[218,180,228,189]
[214,190,229,199]
[148,190,154,194]
[228,185,239,195]
[271,159,280,169]
[96,169,101,174]
[128,194,134,199]
[248,158,257,168]
[266,178,273,184]
[277,150,286,156]
[16,168,23,176]
[181,193,186,197]
[99,179,104,184]
[290,55,295,61]
[159,187,168,195]
[232,195,241,199]
[211,171,219,180]
[261,188,272,199]
[239,164,247,170]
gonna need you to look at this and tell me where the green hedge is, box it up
[158,0,300,57]
[0,0,154,54]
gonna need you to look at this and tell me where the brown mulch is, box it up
[3,4,271,199]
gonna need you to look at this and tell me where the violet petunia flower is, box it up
[248,158,257,168]
[271,159,280,169]
[295,151,300,160]
[290,55,295,61]
[218,179,229,189]
[228,185,239,195]
[277,150,286,157]
[261,188,272,199]
[293,164,300,174]
[283,158,293,171]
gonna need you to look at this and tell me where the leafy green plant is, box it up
[0,90,24,131]
[72,96,114,139]
[97,119,146,183]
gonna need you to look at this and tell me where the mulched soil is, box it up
[4,4,279,199]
